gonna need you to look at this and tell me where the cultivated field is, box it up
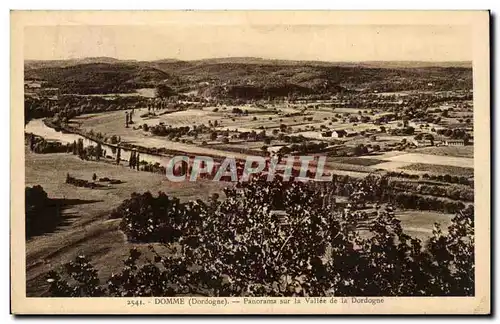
[410,145,474,158]
[395,210,453,242]
[402,163,475,177]
[380,152,474,169]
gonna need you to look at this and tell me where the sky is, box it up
[24,24,472,62]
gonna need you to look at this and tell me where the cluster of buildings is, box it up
[411,138,467,147]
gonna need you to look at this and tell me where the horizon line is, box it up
[24,56,473,64]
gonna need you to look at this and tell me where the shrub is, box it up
[25,185,58,239]
[47,177,474,297]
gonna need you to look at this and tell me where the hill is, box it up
[24,57,473,98]
[25,63,173,94]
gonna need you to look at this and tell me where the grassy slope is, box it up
[25,150,227,296]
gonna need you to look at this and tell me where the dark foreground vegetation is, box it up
[25,185,103,239]
[25,185,59,239]
[46,175,474,297]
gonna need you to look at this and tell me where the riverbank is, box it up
[43,118,255,163]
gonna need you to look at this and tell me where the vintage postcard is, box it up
[11,10,490,314]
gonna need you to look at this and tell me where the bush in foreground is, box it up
[47,177,474,297]
[25,185,60,239]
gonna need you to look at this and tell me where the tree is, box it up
[463,133,471,145]
[129,151,136,169]
[157,84,175,98]
[26,185,59,239]
[403,117,409,128]
[424,134,434,146]
[77,139,85,160]
[95,143,102,161]
[72,140,78,155]
[116,148,121,165]
[353,144,367,156]
[27,134,35,151]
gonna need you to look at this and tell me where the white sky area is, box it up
[24,24,471,62]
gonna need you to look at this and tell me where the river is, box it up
[24,118,370,179]
[25,119,168,166]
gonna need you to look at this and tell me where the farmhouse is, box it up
[443,139,465,146]
[322,130,348,138]
[411,139,433,147]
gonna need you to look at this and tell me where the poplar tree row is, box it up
[129,151,140,170]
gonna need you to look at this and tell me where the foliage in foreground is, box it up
[47,176,474,297]
[25,185,60,239]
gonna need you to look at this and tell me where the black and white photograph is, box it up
[11,10,490,314]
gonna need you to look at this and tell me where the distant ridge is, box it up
[25,56,472,69]
[24,56,472,97]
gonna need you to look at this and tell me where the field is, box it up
[382,152,474,168]
[25,150,227,296]
[354,151,475,175]
[395,210,453,242]
[357,208,453,242]
[402,163,475,177]
[410,145,474,158]
[329,157,383,166]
